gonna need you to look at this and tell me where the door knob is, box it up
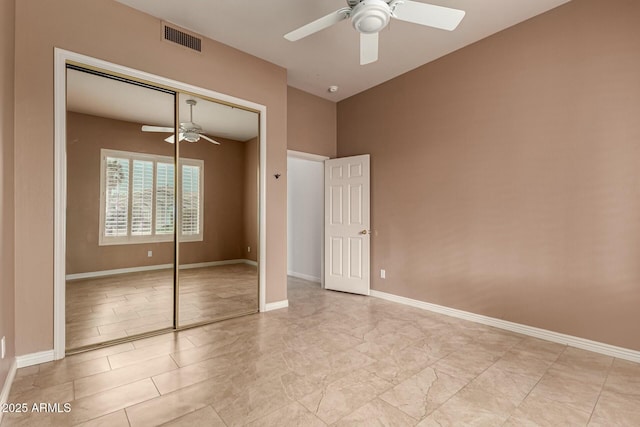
[359,229,370,235]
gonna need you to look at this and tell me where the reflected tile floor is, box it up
[65,264,259,350]
[4,277,640,426]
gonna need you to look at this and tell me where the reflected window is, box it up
[99,148,203,245]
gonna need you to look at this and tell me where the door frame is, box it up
[286,150,329,288]
[53,48,268,360]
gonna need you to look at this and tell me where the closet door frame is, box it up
[53,48,267,360]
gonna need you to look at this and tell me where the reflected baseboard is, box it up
[264,300,289,312]
[66,259,257,281]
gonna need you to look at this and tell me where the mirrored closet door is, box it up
[64,65,260,353]
[176,93,260,327]
[65,66,177,351]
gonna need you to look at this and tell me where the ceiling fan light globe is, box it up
[184,131,200,143]
[351,0,391,34]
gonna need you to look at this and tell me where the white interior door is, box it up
[325,154,370,295]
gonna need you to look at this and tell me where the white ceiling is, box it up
[115,0,570,101]
[67,68,259,141]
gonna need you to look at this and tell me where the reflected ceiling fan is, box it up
[284,0,465,65]
[141,99,220,144]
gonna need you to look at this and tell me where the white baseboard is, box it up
[264,300,289,312]
[288,271,321,283]
[370,290,640,364]
[16,350,55,368]
[67,259,258,280]
[0,359,17,425]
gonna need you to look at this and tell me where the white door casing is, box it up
[324,154,370,295]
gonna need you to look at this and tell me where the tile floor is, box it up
[3,277,640,426]
[66,264,258,350]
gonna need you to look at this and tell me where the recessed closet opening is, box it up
[58,55,264,355]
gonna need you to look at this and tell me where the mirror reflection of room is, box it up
[65,68,260,352]
[65,67,176,350]
[176,93,259,327]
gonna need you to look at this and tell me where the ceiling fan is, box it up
[141,99,220,144]
[284,0,465,65]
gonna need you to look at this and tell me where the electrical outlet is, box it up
[147,250,153,257]
[380,269,386,279]
[1,336,5,359]
[247,246,251,253]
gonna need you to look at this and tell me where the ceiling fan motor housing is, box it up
[351,0,391,34]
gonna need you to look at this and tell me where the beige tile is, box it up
[246,401,326,427]
[492,348,555,377]
[528,370,602,413]
[70,378,159,424]
[467,330,523,356]
[548,347,613,384]
[511,337,565,362]
[588,390,640,426]
[604,358,640,396]
[8,381,73,406]
[14,365,39,378]
[418,383,516,426]
[354,332,416,361]
[152,353,238,395]
[0,410,72,427]
[107,338,194,369]
[62,342,135,366]
[335,398,416,426]
[471,364,540,406]
[299,369,392,424]
[12,276,624,427]
[125,378,219,426]
[74,355,178,398]
[215,375,293,427]
[32,357,111,389]
[73,409,130,427]
[431,348,500,381]
[363,344,440,385]
[154,348,287,396]
[380,366,469,419]
[503,394,592,427]
[162,405,226,427]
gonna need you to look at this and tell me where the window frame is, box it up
[98,148,204,246]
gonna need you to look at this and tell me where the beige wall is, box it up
[337,0,640,351]
[66,112,255,274]
[0,0,16,388]
[14,0,287,355]
[287,86,337,158]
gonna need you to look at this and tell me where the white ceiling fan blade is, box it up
[164,133,185,144]
[360,32,379,65]
[142,125,174,133]
[284,8,349,41]
[393,1,465,31]
[199,134,221,145]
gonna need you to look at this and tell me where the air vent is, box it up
[162,22,202,52]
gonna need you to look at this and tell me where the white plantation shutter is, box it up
[131,160,154,236]
[155,162,175,235]
[99,149,203,245]
[181,164,201,236]
[104,157,129,237]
